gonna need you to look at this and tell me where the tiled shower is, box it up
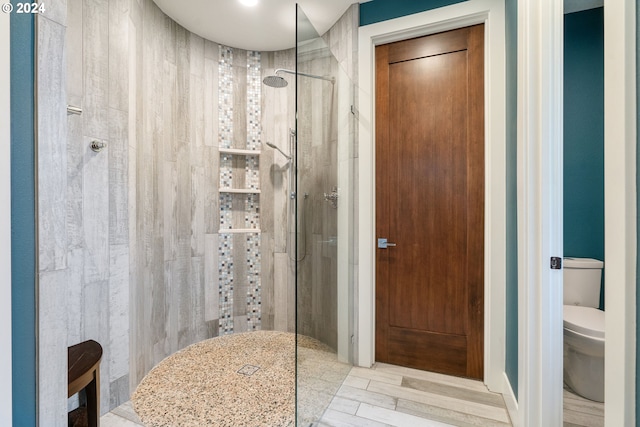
[35,0,358,424]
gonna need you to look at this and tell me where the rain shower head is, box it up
[262,68,335,88]
[265,141,291,160]
[263,75,288,88]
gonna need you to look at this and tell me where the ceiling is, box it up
[153,0,604,52]
[565,0,603,14]
[152,0,364,52]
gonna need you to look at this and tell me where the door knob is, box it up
[377,238,397,249]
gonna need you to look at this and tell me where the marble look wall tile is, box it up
[177,239,194,345]
[163,258,178,357]
[38,16,68,272]
[189,33,204,77]
[232,48,248,149]
[204,234,220,321]
[109,374,130,410]
[204,43,219,148]
[206,319,219,338]
[190,73,205,151]
[175,26,191,144]
[260,232,274,330]
[191,165,205,256]
[38,269,69,427]
[163,62,178,161]
[234,316,248,333]
[109,108,129,245]
[129,0,142,32]
[67,113,84,250]
[162,162,178,261]
[204,147,220,234]
[83,279,111,414]
[176,147,192,237]
[109,244,130,380]
[66,0,83,103]
[259,149,274,234]
[83,137,110,283]
[109,0,130,111]
[44,0,68,27]
[84,0,109,140]
[66,248,84,346]
[231,155,247,191]
[162,15,176,65]
[273,252,290,332]
[190,256,207,341]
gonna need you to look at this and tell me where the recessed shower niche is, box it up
[217,48,263,335]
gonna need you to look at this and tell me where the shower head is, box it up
[265,142,291,160]
[263,68,335,88]
[263,75,288,88]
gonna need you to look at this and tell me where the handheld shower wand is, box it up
[265,142,291,160]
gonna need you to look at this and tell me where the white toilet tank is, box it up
[563,257,604,308]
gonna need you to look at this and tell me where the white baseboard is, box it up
[502,372,519,426]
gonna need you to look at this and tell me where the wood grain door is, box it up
[375,25,485,379]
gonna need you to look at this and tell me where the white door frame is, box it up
[603,0,636,424]
[516,0,564,425]
[0,8,13,425]
[357,0,507,394]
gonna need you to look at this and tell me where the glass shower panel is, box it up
[295,5,355,425]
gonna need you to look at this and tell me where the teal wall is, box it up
[563,8,605,309]
[505,0,518,401]
[359,0,466,26]
[10,9,37,427]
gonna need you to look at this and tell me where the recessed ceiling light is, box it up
[239,0,258,6]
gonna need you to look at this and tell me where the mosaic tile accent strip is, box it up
[245,193,260,230]
[219,46,233,149]
[220,154,233,189]
[219,193,233,231]
[215,48,263,336]
[246,232,262,331]
[245,155,260,190]
[246,51,261,151]
[218,233,234,334]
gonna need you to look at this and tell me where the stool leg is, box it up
[86,368,100,427]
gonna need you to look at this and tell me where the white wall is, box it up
[0,9,13,425]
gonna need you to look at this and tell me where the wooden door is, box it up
[375,25,485,379]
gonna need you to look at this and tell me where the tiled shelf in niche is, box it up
[219,148,262,156]
[218,228,262,234]
[219,188,261,194]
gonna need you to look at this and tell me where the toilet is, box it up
[563,257,605,402]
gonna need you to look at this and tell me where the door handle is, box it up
[378,238,397,249]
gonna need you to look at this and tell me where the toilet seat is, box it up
[563,305,604,339]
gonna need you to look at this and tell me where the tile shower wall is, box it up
[295,4,360,351]
[36,0,356,423]
[261,49,297,333]
[129,1,277,386]
[37,0,135,421]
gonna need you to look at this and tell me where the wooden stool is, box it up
[68,340,102,427]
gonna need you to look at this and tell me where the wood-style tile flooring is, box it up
[99,363,604,427]
[563,385,604,427]
[314,363,510,427]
